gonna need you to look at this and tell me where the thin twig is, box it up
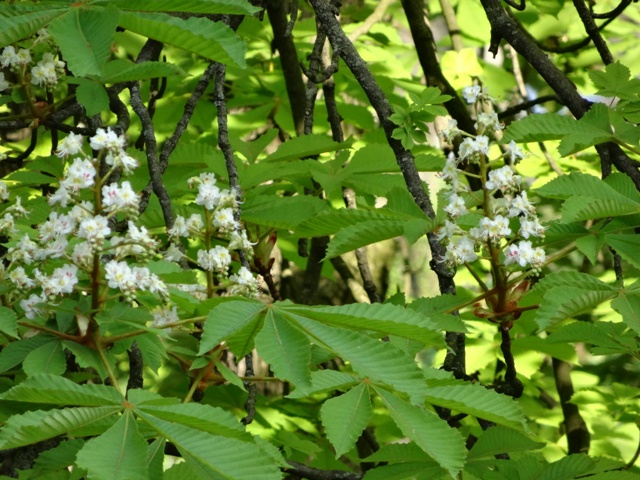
[347,0,394,42]
[572,0,614,65]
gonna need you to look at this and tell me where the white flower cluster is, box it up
[436,89,545,272]
[0,39,65,89]
[169,172,260,297]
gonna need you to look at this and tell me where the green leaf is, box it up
[536,171,638,203]
[576,232,606,264]
[284,302,444,346]
[33,438,84,473]
[468,426,544,459]
[538,454,596,480]
[0,306,18,338]
[557,104,614,156]
[198,300,265,356]
[241,195,329,229]
[284,312,428,403]
[22,339,66,377]
[119,11,247,68]
[536,286,617,330]
[99,59,187,83]
[363,463,447,480]
[75,410,148,480]
[48,6,119,77]
[605,234,640,269]
[0,7,66,47]
[0,374,123,406]
[74,78,109,117]
[321,383,372,458]
[424,382,526,429]
[0,335,53,373]
[375,387,466,477]
[132,392,250,440]
[589,62,640,101]
[254,309,312,389]
[114,0,260,15]
[502,113,579,143]
[324,219,413,259]
[295,208,404,238]
[263,134,353,162]
[0,407,120,449]
[286,370,360,398]
[611,292,640,335]
[146,438,166,480]
[138,413,282,479]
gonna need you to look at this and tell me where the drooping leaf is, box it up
[535,286,618,330]
[33,438,84,473]
[324,219,416,259]
[198,299,265,355]
[0,6,66,47]
[48,6,119,77]
[22,339,66,377]
[118,12,247,68]
[75,410,148,480]
[424,382,527,429]
[375,387,466,477]
[321,383,372,458]
[114,0,260,15]
[254,309,312,389]
[502,113,577,143]
[468,426,545,459]
[99,59,187,83]
[284,312,428,403]
[263,134,353,162]
[0,407,120,449]
[295,208,406,238]
[538,454,596,480]
[537,171,639,203]
[362,463,447,480]
[74,78,109,117]
[138,413,282,479]
[241,194,330,229]
[557,104,614,156]
[611,292,640,335]
[131,391,251,441]
[0,306,18,338]
[283,302,444,346]
[0,374,123,406]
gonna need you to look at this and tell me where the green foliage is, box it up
[1,0,640,479]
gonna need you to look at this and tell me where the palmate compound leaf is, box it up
[535,286,618,330]
[320,383,373,458]
[0,406,120,449]
[137,412,282,480]
[282,311,428,403]
[254,309,312,390]
[282,302,447,347]
[536,171,640,202]
[118,12,247,68]
[611,291,640,336]
[502,113,578,143]
[374,387,466,478]
[0,373,123,406]
[75,410,148,480]
[286,370,360,398]
[424,382,527,430]
[605,234,640,270]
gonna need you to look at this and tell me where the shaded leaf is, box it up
[468,426,544,459]
[114,0,260,15]
[76,410,148,480]
[198,300,265,355]
[22,339,66,377]
[321,383,372,458]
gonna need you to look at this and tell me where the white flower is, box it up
[507,191,535,217]
[444,193,467,218]
[186,214,204,234]
[485,165,521,192]
[77,215,110,243]
[439,153,461,188]
[152,306,179,327]
[475,112,502,134]
[8,266,34,289]
[228,230,254,251]
[72,241,94,268]
[435,219,458,242]
[462,85,482,104]
[40,236,69,260]
[43,264,79,295]
[16,49,31,66]
[0,72,10,91]
[458,135,490,161]
[70,201,93,221]
[90,128,125,151]
[441,118,461,142]
[102,181,139,212]
[65,158,96,190]
[105,150,138,174]
[478,215,511,242]
[0,181,9,200]
[229,267,259,296]
[519,216,546,239]
[55,133,84,158]
[446,235,478,265]
[0,213,15,234]
[168,216,188,238]
[126,222,157,250]
[504,240,546,269]
[212,207,239,231]
[506,141,526,163]
[39,212,76,242]
[105,260,134,290]
[195,183,221,210]
[217,188,241,209]
[0,46,19,67]
[197,245,232,272]
[8,235,39,264]
[48,185,73,207]
[163,243,184,262]
[20,293,47,320]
